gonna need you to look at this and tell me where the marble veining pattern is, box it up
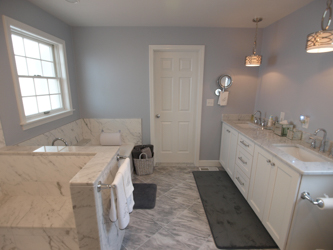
[223,120,333,175]
[82,119,142,145]
[0,120,5,148]
[123,166,278,250]
[17,119,84,147]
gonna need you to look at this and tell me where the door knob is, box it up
[156,114,161,118]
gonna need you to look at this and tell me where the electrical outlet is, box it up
[280,112,285,121]
[206,99,214,106]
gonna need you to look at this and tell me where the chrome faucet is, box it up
[52,138,69,146]
[313,128,327,152]
[253,110,262,125]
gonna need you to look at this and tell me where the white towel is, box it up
[218,91,229,106]
[109,158,134,229]
[118,158,134,199]
[109,172,130,229]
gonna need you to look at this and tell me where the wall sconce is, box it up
[245,17,263,67]
[306,0,333,53]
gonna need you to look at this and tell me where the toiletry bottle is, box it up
[267,116,274,127]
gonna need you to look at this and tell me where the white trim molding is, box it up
[149,45,205,166]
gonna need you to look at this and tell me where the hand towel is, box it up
[118,158,134,198]
[109,172,130,229]
[218,91,229,106]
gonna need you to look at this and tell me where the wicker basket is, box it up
[134,153,154,175]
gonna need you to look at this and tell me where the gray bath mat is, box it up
[133,183,157,209]
[192,171,278,249]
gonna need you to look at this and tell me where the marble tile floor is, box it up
[121,166,279,250]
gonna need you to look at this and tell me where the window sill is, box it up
[21,109,75,130]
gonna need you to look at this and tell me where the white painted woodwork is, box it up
[153,50,198,162]
[263,157,300,250]
[248,145,274,220]
[219,123,238,178]
[238,134,255,155]
[286,175,333,250]
[235,146,253,178]
[234,164,250,199]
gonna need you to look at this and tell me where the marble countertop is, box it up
[0,145,120,186]
[222,120,333,175]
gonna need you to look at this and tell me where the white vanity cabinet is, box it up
[219,123,238,178]
[248,145,300,250]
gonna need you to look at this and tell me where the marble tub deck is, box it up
[122,166,278,250]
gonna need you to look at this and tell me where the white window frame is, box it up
[2,16,74,130]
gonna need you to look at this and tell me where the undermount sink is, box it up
[236,122,259,129]
[273,144,330,162]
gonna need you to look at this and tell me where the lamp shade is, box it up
[245,54,262,67]
[306,30,333,53]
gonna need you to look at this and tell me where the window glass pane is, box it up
[15,56,28,75]
[11,35,25,56]
[48,79,60,94]
[24,38,40,59]
[34,78,49,95]
[37,96,51,112]
[19,78,35,96]
[39,43,53,61]
[50,94,62,109]
[27,58,42,76]
[22,97,38,116]
[42,61,55,77]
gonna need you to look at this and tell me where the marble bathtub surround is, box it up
[82,118,142,145]
[16,118,142,148]
[18,119,84,147]
[222,120,333,175]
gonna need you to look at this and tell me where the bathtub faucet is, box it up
[52,138,69,146]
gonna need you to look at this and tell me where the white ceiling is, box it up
[26,0,316,28]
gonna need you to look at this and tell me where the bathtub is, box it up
[0,143,134,250]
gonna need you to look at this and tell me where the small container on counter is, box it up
[287,129,303,140]
[274,123,294,137]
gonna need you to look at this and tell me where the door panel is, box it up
[154,51,198,163]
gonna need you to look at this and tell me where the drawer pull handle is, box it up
[267,159,271,163]
[238,157,247,165]
[236,177,244,186]
[227,129,231,133]
[240,140,250,147]
[271,162,275,167]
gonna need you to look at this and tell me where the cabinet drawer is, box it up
[238,134,255,155]
[236,146,253,178]
[234,165,250,199]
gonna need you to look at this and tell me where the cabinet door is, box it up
[219,124,230,168]
[263,157,300,250]
[226,128,238,178]
[248,146,274,220]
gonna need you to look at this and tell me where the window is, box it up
[3,16,73,130]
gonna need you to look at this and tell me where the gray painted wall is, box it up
[73,27,262,160]
[0,0,80,145]
[255,0,333,139]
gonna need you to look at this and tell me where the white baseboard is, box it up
[198,160,221,167]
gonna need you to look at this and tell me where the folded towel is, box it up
[109,172,130,229]
[118,158,134,198]
[100,132,122,146]
[218,91,229,106]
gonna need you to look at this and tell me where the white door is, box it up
[153,50,198,163]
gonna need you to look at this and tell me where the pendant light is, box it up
[245,17,263,67]
[306,0,333,53]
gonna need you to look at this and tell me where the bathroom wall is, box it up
[255,0,333,140]
[0,0,80,146]
[73,27,262,160]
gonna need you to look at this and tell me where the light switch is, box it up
[206,99,214,106]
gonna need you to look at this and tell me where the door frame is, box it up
[149,45,205,166]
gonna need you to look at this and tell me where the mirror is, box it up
[217,74,232,90]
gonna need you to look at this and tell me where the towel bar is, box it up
[301,192,324,208]
[116,154,128,161]
[97,181,115,192]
